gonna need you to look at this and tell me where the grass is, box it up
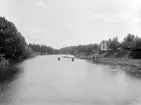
[103,50,115,57]
[76,50,141,69]
[115,50,127,58]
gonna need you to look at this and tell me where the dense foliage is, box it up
[121,34,141,59]
[1,17,141,59]
[58,33,141,59]
[110,33,141,51]
[0,17,33,60]
[59,44,100,55]
[28,43,58,54]
[109,37,120,51]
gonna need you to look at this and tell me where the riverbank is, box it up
[0,59,20,82]
[78,56,140,67]
[0,54,35,82]
[76,52,141,77]
[75,50,141,67]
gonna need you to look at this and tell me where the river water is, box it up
[0,55,141,105]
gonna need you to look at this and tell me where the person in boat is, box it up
[58,57,60,60]
[72,57,74,61]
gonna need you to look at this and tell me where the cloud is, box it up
[22,28,46,42]
[60,24,74,31]
[91,13,141,23]
[35,1,48,9]
[64,24,73,30]
[23,27,45,33]
[23,28,29,31]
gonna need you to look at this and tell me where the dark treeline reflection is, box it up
[0,67,20,83]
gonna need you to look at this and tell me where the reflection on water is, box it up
[0,66,22,104]
[0,66,21,82]
[0,55,141,105]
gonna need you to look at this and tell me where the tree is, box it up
[121,33,135,50]
[130,36,141,51]
[28,43,58,54]
[0,17,32,60]
[58,43,100,55]
[109,37,120,51]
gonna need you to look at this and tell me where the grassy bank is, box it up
[78,55,141,69]
[76,51,141,76]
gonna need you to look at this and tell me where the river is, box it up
[0,55,141,105]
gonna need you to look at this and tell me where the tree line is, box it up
[0,17,58,61]
[108,34,141,59]
[28,43,58,54]
[58,44,100,55]
[1,16,141,60]
[108,33,141,51]
[58,34,141,59]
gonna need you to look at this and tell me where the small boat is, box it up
[72,58,74,62]
[63,54,74,58]
[63,56,70,58]
[58,57,61,61]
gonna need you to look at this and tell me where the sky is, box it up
[0,0,141,48]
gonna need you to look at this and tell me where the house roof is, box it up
[101,40,109,43]
[100,40,110,45]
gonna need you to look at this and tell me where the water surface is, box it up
[0,55,141,105]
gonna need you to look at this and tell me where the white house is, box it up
[100,40,110,51]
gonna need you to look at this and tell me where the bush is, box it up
[115,51,127,58]
[0,17,32,60]
[104,50,115,57]
[129,51,141,59]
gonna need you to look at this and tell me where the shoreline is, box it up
[76,56,141,77]
[76,55,141,68]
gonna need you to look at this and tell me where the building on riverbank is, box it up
[100,40,111,51]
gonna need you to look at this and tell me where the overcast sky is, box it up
[0,0,141,48]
